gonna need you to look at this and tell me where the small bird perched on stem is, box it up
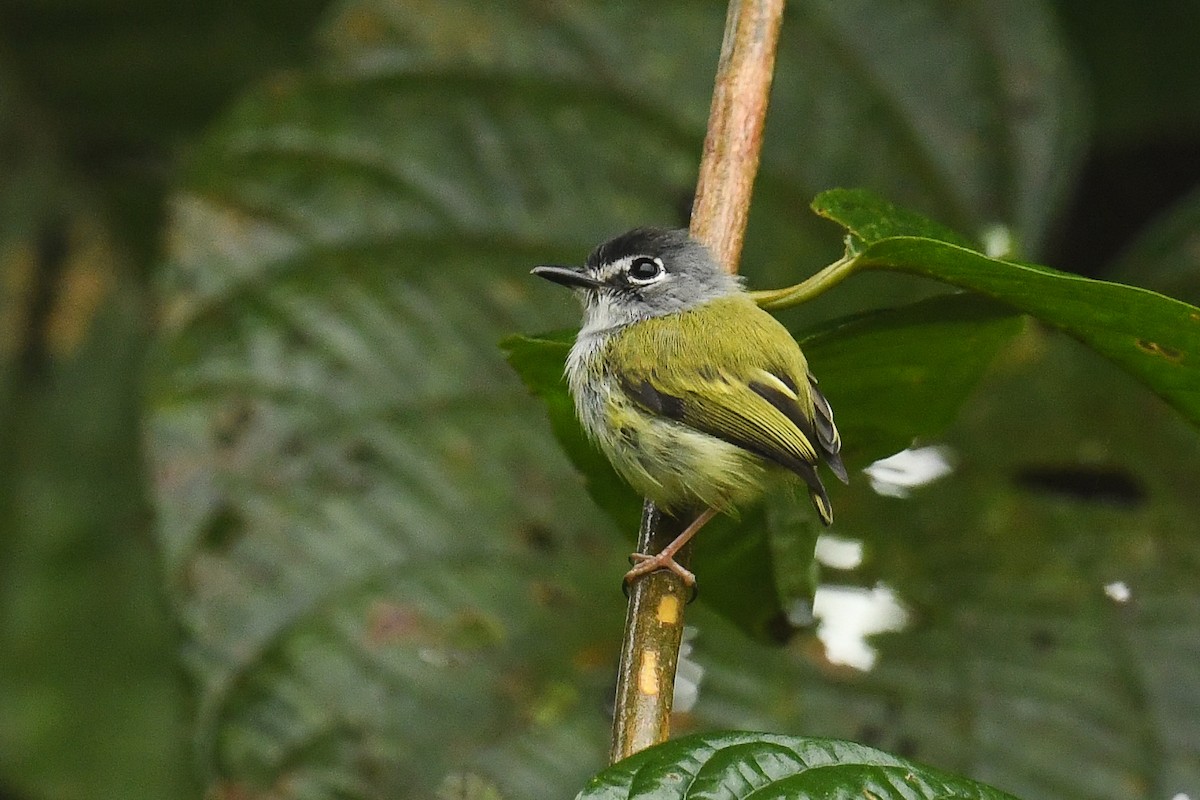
[533,228,847,587]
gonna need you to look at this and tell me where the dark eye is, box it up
[628,257,663,282]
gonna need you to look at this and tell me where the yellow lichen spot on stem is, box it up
[638,651,660,696]
[656,594,681,625]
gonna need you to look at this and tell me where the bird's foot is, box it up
[623,551,697,588]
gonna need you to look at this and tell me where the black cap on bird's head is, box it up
[531,228,741,327]
[583,227,695,271]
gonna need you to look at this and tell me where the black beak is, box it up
[531,264,602,290]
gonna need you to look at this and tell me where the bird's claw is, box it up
[623,551,697,588]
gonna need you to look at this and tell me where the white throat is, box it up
[578,293,642,337]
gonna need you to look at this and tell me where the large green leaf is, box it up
[816,188,1200,427]
[580,731,1017,800]
[801,294,1023,466]
[146,0,1092,797]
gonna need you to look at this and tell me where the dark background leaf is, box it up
[0,4,326,799]
[810,187,974,250]
[0,75,194,800]
[801,294,1023,466]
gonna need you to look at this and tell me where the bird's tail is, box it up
[808,479,834,526]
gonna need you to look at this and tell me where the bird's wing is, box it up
[617,360,837,522]
[618,364,816,474]
[607,296,846,522]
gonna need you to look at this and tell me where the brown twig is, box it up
[609,0,786,764]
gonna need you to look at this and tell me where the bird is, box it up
[532,228,846,587]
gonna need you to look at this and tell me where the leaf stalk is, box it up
[749,253,860,310]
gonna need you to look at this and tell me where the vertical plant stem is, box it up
[691,0,786,270]
[609,0,786,764]
[609,502,693,763]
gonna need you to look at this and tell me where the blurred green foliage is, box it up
[2,2,1199,800]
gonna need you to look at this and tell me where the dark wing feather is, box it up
[607,295,845,524]
[807,373,847,483]
[619,373,834,524]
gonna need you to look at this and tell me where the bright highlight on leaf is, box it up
[813,583,908,671]
[864,445,954,498]
[813,534,864,570]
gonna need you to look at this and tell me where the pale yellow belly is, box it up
[567,329,772,514]
[597,399,770,514]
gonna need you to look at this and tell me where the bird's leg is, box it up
[624,507,719,588]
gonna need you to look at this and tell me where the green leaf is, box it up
[815,188,1200,427]
[802,294,1022,466]
[810,187,974,251]
[505,294,1020,638]
[148,253,626,794]
[580,731,1018,800]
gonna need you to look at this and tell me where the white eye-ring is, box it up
[627,256,665,283]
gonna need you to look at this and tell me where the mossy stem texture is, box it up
[609,503,694,763]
